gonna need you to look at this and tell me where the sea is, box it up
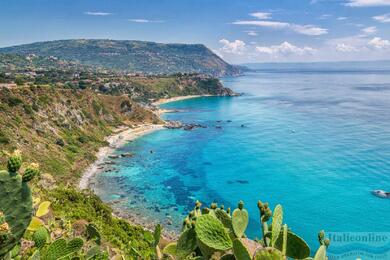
[92,61,390,257]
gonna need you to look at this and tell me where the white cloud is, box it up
[291,24,328,36]
[255,41,316,56]
[373,13,390,23]
[219,39,246,54]
[337,17,348,20]
[344,0,390,7]
[368,37,390,48]
[325,35,367,52]
[245,31,258,36]
[319,14,332,19]
[250,12,272,19]
[84,12,112,16]
[335,43,359,52]
[128,19,164,23]
[361,26,377,34]
[234,20,289,29]
[233,20,327,36]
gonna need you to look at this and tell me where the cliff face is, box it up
[0,86,159,183]
[0,39,241,77]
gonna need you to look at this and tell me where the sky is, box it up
[0,0,389,63]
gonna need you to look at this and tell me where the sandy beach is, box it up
[79,124,164,189]
[152,94,212,106]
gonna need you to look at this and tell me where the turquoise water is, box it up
[93,67,390,253]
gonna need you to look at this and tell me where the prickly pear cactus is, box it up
[232,201,249,238]
[271,204,283,247]
[22,163,40,182]
[194,214,232,251]
[35,201,51,218]
[253,247,284,260]
[162,242,178,256]
[215,208,233,232]
[86,224,101,245]
[153,223,162,247]
[32,226,49,248]
[43,237,84,260]
[7,150,22,173]
[232,238,251,260]
[274,228,310,259]
[0,151,37,257]
[176,228,197,257]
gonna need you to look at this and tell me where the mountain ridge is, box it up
[0,39,241,77]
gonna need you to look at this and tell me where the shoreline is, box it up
[79,124,164,190]
[152,94,213,106]
[79,94,215,240]
[80,95,211,189]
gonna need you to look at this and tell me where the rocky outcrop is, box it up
[164,121,207,131]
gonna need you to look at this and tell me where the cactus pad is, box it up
[215,209,233,231]
[0,167,34,256]
[162,242,178,256]
[314,245,327,260]
[86,223,101,245]
[36,201,51,217]
[275,229,310,259]
[177,228,197,256]
[22,163,40,182]
[232,202,249,238]
[27,217,44,231]
[194,214,232,251]
[233,239,251,260]
[32,226,49,248]
[7,150,22,173]
[271,204,283,247]
[253,247,284,260]
[43,237,84,260]
[153,224,162,247]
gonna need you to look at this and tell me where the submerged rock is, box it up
[121,152,134,157]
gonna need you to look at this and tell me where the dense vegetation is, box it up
[0,39,241,77]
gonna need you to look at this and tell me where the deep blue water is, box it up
[93,66,390,254]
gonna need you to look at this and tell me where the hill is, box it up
[0,39,241,77]
[0,86,160,183]
[0,53,235,102]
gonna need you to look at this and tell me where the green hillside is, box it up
[0,39,241,77]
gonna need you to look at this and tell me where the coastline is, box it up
[78,94,214,240]
[79,95,211,189]
[151,94,213,106]
[79,124,164,190]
